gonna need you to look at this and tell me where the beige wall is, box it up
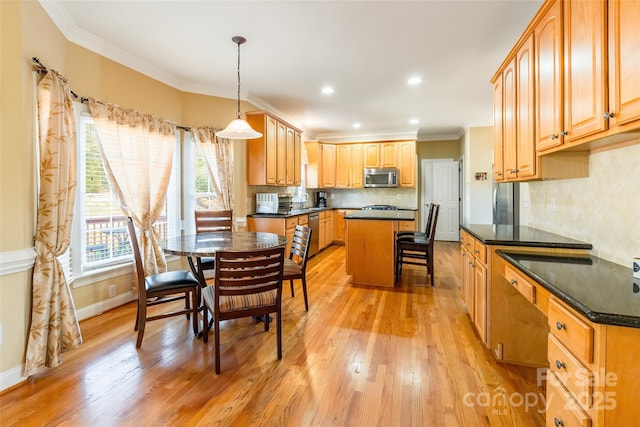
[461,126,494,224]
[0,1,253,380]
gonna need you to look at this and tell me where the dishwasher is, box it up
[308,212,320,256]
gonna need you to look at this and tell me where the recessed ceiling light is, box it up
[407,76,422,86]
[410,118,419,125]
[321,86,334,95]
[352,122,361,129]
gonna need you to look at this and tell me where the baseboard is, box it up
[0,364,27,392]
[1,292,136,392]
[76,291,136,321]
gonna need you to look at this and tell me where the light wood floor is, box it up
[1,242,545,426]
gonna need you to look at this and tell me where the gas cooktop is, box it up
[361,205,398,210]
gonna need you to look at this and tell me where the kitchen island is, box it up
[344,210,415,287]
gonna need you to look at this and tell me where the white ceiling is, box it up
[40,0,542,141]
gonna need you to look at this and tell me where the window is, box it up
[183,133,223,234]
[60,102,180,285]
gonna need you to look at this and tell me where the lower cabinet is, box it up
[460,230,488,343]
[247,214,308,255]
[319,210,334,249]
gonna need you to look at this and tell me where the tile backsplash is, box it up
[520,142,639,266]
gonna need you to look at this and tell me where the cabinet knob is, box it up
[510,278,517,286]
[554,417,564,427]
[560,131,568,136]
[497,171,502,177]
[555,360,566,369]
[556,321,566,330]
[551,134,558,140]
[604,111,615,119]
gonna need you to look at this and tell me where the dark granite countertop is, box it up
[344,210,415,220]
[461,224,592,250]
[497,251,640,328]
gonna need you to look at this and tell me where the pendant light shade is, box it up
[216,36,262,140]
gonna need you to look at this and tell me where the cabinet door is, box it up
[474,261,487,343]
[380,143,397,168]
[335,210,346,242]
[363,144,380,168]
[535,0,564,151]
[608,0,640,128]
[563,0,607,142]
[493,76,505,182]
[293,131,302,185]
[493,73,504,181]
[350,144,364,188]
[285,127,295,186]
[397,141,416,187]
[503,57,518,180]
[516,34,536,178]
[265,115,278,185]
[276,122,287,185]
[320,144,336,187]
[335,145,351,188]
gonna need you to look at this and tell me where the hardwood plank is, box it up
[0,242,544,426]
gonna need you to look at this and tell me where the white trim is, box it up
[76,290,136,321]
[0,248,37,276]
[73,262,134,288]
[0,364,27,392]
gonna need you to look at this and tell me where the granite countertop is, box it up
[461,224,592,250]
[344,210,415,220]
[497,251,640,328]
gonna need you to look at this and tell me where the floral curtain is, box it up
[24,70,82,376]
[191,127,235,221]
[88,99,176,275]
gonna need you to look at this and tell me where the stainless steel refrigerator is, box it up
[493,182,519,226]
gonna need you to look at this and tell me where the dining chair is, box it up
[395,204,440,286]
[188,210,234,275]
[396,203,434,240]
[125,217,200,348]
[283,225,312,311]
[201,246,285,374]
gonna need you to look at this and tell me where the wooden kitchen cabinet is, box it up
[397,140,416,188]
[335,145,351,188]
[514,34,536,179]
[319,210,334,249]
[246,111,302,186]
[492,75,505,182]
[350,144,363,188]
[459,230,487,342]
[247,214,307,255]
[363,142,397,168]
[320,144,336,188]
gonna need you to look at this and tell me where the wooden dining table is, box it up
[162,230,288,285]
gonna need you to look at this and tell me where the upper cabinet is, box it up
[491,0,640,182]
[306,140,415,188]
[246,111,302,186]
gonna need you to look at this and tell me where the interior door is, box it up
[423,159,460,241]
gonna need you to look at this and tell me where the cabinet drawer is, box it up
[504,265,536,304]
[548,334,592,409]
[473,240,487,264]
[460,230,467,246]
[285,217,298,230]
[546,374,592,427]
[297,215,308,226]
[549,299,594,364]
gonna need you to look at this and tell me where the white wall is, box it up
[462,126,494,224]
[520,142,640,266]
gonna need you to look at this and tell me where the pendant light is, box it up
[216,36,262,140]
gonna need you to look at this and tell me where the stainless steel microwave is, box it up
[364,168,399,188]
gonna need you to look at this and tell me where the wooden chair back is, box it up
[125,217,147,300]
[195,210,233,233]
[288,225,312,269]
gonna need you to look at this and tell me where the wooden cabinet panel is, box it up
[285,127,295,186]
[492,75,505,181]
[548,334,593,409]
[516,34,536,178]
[397,141,416,188]
[563,0,607,142]
[265,115,278,185]
[276,122,287,185]
[473,261,487,343]
[608,0,640,128]
[350,144,363,188]
[380,143,397,167]
[503,58,518,180]
[549,298,594,364]
[293,130,302,185]
[335,144,351,188]
[320,144,336,187]
[546,375,592,427]
[363,144,380,168]
[535,0,564,151]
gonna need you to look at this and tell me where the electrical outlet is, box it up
[108,284,116,298]
[396,194,402,199]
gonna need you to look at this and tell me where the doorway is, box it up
[421,159,460,241]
